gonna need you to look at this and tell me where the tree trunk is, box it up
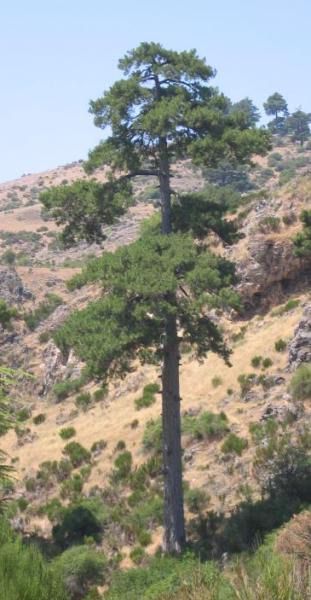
[158,136,186,553]
[162,313,185,553]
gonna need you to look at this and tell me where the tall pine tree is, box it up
[41,42,270,553]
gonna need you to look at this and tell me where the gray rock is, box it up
[288,304,311,369]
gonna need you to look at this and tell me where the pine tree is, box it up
[264,92,288,134]
[41,42,270,553]
[286,110,311,146]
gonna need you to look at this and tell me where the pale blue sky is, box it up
[0,0,310,182]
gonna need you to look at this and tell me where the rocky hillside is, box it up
[0,140,310,566]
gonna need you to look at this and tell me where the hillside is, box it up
[0,140,310,596]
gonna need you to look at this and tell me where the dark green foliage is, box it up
[293,210,311,257]
[60,474,84,501]
[93,386,108,402]
[52,505,102,549]
[135,382,160,410]
[251,355,262,368]
[75,392,92,411]
[0,520,68,600]
[264,92,288,134]
[53,378,84,401]
[183,411,229,441]
[54,234,239,380]
[290,364,311,400]
[275,339,287,352]
[59,427,76,440]
[221,433,248,456]
[16,407,31,422]
[211,376,223,388]
[115,440,126,452]
[63,442,91,468]
[39,331,50,344]
[41,180,129,246]
[262,357,273,369]
[24,293,63,330]
[0,300,18,329]
[230,97,261,127]
[91,439,107,453]
[286,109,311,146]
[53,545,107,598]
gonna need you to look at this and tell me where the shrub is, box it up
[38,331,50,344]
[238,373,256,396]
[251,355,262,368]
[16,407,31,422]
[52,505,102,549]
[275,338,287,352]
[142,418,162,453]
[60,474,84,500]
[17,497,28,512]
[271,298,300,316]
[129,546,145,565]
[183,411,229,441]
[262,357,273,369]
[24,293,63,330]
[63,442,91,467]
[0,300,18,329]
[221,433,248,456]
[115,440,126,452]
[131,419,139,429]
[137,529,152,547]
[59,427,76,440]
[211,376,223,388]
[290,364,311,400]
[185,487,209,513]
[258,216,281,233]
[111,451,132,482]
[93,386,108,402]
[53,378,84,402]
[53,545,107,598]
[33,413,46,425]
[135,382,160,410]
[91,439,107,453]
[75,392,92,411]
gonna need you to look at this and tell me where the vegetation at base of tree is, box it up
[293,210,311,257]
[24,293,63,330]
[290,364,311,400]
[135,383,160,410]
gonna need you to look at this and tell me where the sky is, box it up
[0,0,310,182]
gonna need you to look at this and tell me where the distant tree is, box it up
[230,97,261,127]
[264,92,289,134]
[293,210,311,257]
[286,110,311,146]
[41,42,270,554]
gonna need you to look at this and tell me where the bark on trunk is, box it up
[162,314,185,553]
[157,134,186,552]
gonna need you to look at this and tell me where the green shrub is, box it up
[53,378,84,402]
[60,474,84,500]
[24,293,63,330]
[238,373,256,395]
[249,418,278,444]
[59,427,76,440]
[91,439,107,453]
[39,331,50,344]
[221,433,248,456]
[16,407,31,422]
[262,357,273,369]
[0,520,67,600]
[135,382,160,410]
[111,451,132,482]
[211,376,223,388]
[33,413,46,425]
[52,505,102,549]
[0,300,18,329]
[271,298,300,316]
[290,364,311,400]
[63,442,91,467]
[17,497,28,512]
[183,411,229,441]
[115,439,126,452]
[258,216,281,233]
[75,392,92,411]
[93,386,108,402]
[142,418,162,453]
[131,419,139,429]
[53,545,107,597]
[251,355,262,368]
[129,546,145,565]
[275,338,287,352]
[185,487,209,513]
[137,529,152,547]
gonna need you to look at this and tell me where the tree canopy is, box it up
[286,110,311,146]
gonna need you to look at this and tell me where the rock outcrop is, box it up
[0,267,32,304]
[288,304,311,369]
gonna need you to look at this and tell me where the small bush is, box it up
[258,216,281,233]
[211,376,223,388]
[185,488,209,513]
[221,433,248,456]
[24,293,63,330]
[262,357,273,369]
[290,364,311,401]
[115,440,126,452]
[59,427,76,440]
[131,419,139,429]
[142,419,162,454]
[271,299,300,316]
[111,451,132,482]
[183,411,229,441]
[91,439,107,453]
[75,392,92,412]
[238,373,256,396]
[38,331,50,344]
[16,407,31,422]
[53,378,84,401]
[63,442,91,468]
[275,338,287,352]
[129,546,145,565]
[135,382,160,410]
[53,544,107,597]
[33,413,46,425]
[60,474,84,500]
[93,386,108,402]
[251,355,262,368]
